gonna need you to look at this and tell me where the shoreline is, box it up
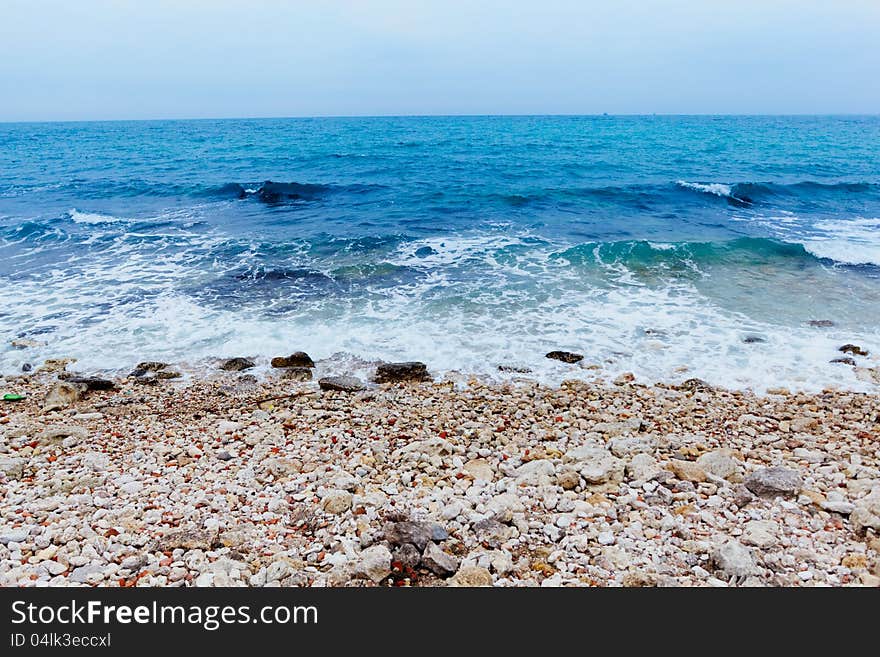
[1,363,879,587]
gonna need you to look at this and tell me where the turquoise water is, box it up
[1,115,879,390]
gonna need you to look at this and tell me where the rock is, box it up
[668,460,707,483]
[39,358,76,372]
[851,490,880,534]
[473,519,516,548]
[820,491,854,515]
[129,361,168,377]
[711,540,759,578]
[219,357,255,371]
[321,490,353,515]
[392,544,422,570]
[43,382,87,411]
[374,361,431,383]
[741,520,778,548]
[281,367,313,381]
[515,459,556,485]
[808,319,834,327]
[463,458,495,481]
[448,565,493,587]
[354,545,392,583]
[11,338,45,348]
[498,364,532,373]
[271,352,315,368]
[157,528,217,551]
[64,376,116,391]
[678,377,711,392]
[39,425,88,445]
[545,351,583,364]
[696,449,740,480]
[732,485,755,507]
[422,542,459,577]
[217,420,242,434]
[563,446,624,485]
[0,457,26,480]
[556,470,580,490]
[831,357,857,366]
[744,467,802,498]
[626,453,661,481]
[318,376,365,392]
[840,344,869,357]
[69,564,106,585]
[0,528,30,544]
[486,493,524,522]
[384,521,448,551]
[742,336,766,344]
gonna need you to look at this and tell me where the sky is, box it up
[1,0,878,121]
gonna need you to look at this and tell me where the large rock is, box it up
[219,357,255,371]
[321,490,353,515]
[281,367,313,381]
[318,376,365,392]
[64,376,116,391]
[374,361,431,383]
[422,542,459,577]
[668,459,707,483]
[354,545,392,583]
[545,350,583,364]
[514,459,556,486]
[271,352,315,368]
[741,520,778,548]
[851,489,880,534]
[626,453,661,481]
[711,540,759,578]
[448,566,493,587]
[839,343,869,356]
[563,446,624,485]
[463,458,495,481]
[384,521,448,551]
[157,528,217,551]
[0,457,26,480]
[744,467,802,498]
[43,382,86,412]
[696,449,740,480]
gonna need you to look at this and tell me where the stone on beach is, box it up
[744,467,802,498]
[422,542,459,577]
[281,367,313,381]
[43,381,86,411]
[270,352,315,368]
[354,545,392,583]
[374,361,431,383]
[318,376,365,392]
[219,357,255,371]
[545,351,584,364]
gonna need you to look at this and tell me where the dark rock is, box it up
[830,357,857,366]
[391,544,422,570]
[216,451,233,461]
[219,357,255,371]
[156,370,182,380]
[374,361,431,383]
[498,364,532,373]
[65,376,116,391]
[732,484,756,508]
[271,351,315,368]
[678,378,711,392]
[318,376,365,392]
[21,363,32,373]
[130,361,169,377]
[808,320,834,328]
[743,336,766,344]
[839,344,869,357]
[545,351,584,364]
[421,542,460,577]
[281,367,313,382]
[383,521,448,551]
[744,467,802,498]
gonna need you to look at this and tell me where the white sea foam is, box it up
[676,180,733,197]
[801,218,880,266]
[67,209,129,225]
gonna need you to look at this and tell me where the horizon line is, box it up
[2,111,879,125]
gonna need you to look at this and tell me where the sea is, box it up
[1,115,879,391]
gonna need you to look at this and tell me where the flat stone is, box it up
[43,382,86,411]
[744,467,802,498]
[741,520,778,548]
[422,542,459,577]
[321,490,353,515]
[626,453,661,481]
[668,459,707,483]
[374,361,431,383]
[463,458,495,481]
[515,459,556,485]
[157,528,217,551]
[545,350,584,363]
[0,528,30,544]
[696,449,740,480]
[65,376,116,391]
[0,457,26,480]
[69,564,106,584]
[318,376,365,392]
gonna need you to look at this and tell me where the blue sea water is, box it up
[1,115,879,390]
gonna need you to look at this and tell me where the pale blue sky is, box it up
[1,0,878,121]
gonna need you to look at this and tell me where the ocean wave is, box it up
[800,217,880,266]
[67,209,130,225]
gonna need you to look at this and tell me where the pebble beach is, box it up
[2,356,879,588]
